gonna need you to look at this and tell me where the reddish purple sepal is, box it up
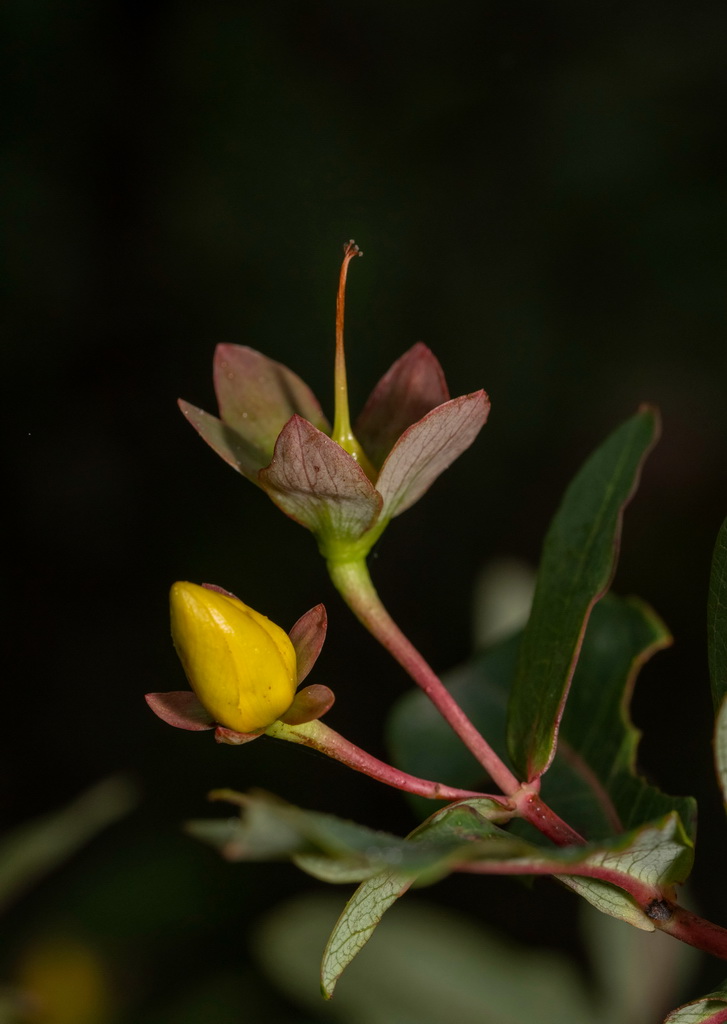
[376,390,490,518]
[279,684,336,725]
[259,416,382,540]
[179,345,330,482]
[354,343,449,469]
[178,400,267,480]
[214,726,264,745]
[289,604,327,683]
[179,341,490,539]
[214,344,330,445]
[145,691,215,731]
[200,582,237,598]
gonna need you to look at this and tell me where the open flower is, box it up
[179,242,490,563]
[146,583,333,744]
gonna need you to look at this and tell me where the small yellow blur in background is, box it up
[15,934,113,1024]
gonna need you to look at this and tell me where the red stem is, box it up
[458,861,727,962]
[457,858,652,898]
[656,903,727,961]
[513,790,585,846]
[268,719,510,805]
[324,560,727,962]
[328,559,522,797]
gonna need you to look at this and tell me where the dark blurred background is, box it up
[3,1,726,1020]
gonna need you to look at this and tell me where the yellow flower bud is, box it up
[170,582,297,734]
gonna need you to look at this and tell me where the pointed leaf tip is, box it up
[507,407,660,781]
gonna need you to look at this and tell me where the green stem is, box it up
[327,557,522,797]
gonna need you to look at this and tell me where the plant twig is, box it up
[268,719,507,805]
[328,558,522,796]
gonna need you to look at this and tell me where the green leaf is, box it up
[320,799,512,995]
[189,794,693,1006]
[708,518,727,812]
[507,407,660,781]
[390,601,695,937]
[257,893,596,1024]
[551,812,693,936]
[196,794,692,901]
[190,793,692,969]
[663,981,727,1024]
[550,595,696,840]
[715,698,727,812]
[562,876,656,931]
[186,790,512,885]
[389,594,691,841]
[321,872,414,995]
[708,517,727,713]
[515,812,692,895]
[320,807,692,993]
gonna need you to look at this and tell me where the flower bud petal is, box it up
[170,582,297,733]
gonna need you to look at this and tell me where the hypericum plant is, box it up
[148,242,727,1022]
